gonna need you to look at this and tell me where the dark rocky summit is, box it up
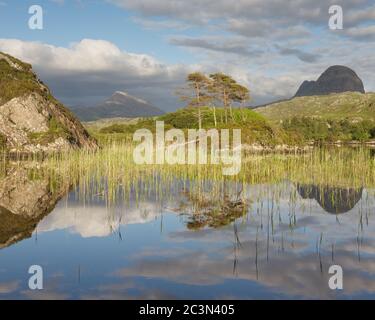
[296,184,363,214]
[295,66,365,97]
[0,52,98,152]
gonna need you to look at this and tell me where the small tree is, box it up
[209,73,237,123]
[177,72,211,129]
[231,83,250,121]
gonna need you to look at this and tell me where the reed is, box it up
[1,143,374,205]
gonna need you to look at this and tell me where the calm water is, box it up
[0,165,374,300]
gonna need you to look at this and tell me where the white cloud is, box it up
[0,38,174,75]
[0,38,193,109]
[38,202,162,238]
[0,32,373,109]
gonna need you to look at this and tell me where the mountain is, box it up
[0,52,97,153]
[255,92,375,122]
[295,66,365,97]
[70,91,165,121]
[296,184,363,215]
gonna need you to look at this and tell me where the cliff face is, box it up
[0,52,98,152]
[295,66,365,97]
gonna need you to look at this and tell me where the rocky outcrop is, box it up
[295,66,365,97]
[0,165,70,249]
[0,52,98,152]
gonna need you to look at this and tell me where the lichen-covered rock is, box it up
[0,51,98,152]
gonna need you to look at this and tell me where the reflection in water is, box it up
[174,184,248,230]
[0,166,69,248]
[0,165,374,299]
[296,184,363,214]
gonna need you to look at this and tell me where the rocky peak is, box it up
[107,91,149,105]
[295,65,365,97]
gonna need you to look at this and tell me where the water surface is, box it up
[0,162,374,300]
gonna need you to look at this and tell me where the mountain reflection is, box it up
[296,184,363,214]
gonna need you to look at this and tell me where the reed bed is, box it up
[1,143,374,205]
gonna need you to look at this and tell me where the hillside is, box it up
[255,92,375,122]
[0,52,98,153]
[70,91,164,121]
[91,107,287,146]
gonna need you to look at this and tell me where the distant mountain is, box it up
[255,92,375,122]
[295,66,365,97]
[70,91,165,121]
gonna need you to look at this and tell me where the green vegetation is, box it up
[28,116,72,145]
[0,59,42,105]
[255,92,375,122]
[89,77,375,146]
[177,72,251,128]
[38,145,375,207]
[283,117,375,143]
[91,104,375,146]
[91,107,283,146]
[0,52,33,71]
[160,107,282,145]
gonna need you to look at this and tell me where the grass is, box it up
[0,143,374,234]
[28,116,72,145]
[0,59,42,105]
[282,117,375,144]
[17,143,371,207]
[87,107,285,146]
[87,105,375,147]
[255,92,375,122]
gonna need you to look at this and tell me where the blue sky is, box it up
[0,1,195,63]
[0,0,374,110]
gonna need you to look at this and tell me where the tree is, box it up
[209,73,237,123]
[231,83,250,107]
[231,83,251,121]
[177,72,211,129]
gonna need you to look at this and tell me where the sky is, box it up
[0,0,374,111]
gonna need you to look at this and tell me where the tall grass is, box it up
[1,143,374,205]
[41,144,374,203]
